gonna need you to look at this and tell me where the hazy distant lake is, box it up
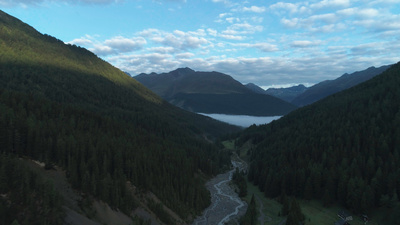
[199,113,281,127]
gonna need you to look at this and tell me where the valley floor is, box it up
[192,160,248,225]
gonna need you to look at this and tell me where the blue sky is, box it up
[2,0,400,88]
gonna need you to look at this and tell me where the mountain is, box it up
[0,10,240,225]
[265,84,308,102]
[245,83,266,94]
[135,69,297,116]
[135,67,252,97]
[234,62,400,222]
[245,83,308,103]
[291,65,391,106]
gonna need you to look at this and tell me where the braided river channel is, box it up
[192,160,248,225]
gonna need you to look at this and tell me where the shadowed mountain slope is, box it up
[244,83,266,94]
[135,69,297,116]
[136,67,251,97]
[264,84,308,102]
[291,65,391,106]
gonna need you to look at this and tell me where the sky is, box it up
[1,0,400,89]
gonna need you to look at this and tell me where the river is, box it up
[192,160,247,225]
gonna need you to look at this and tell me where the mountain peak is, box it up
[172,67,195,74]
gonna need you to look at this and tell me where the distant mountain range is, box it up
[264,84,308,102]
[135,68,297,116]
[291,65,391,106]
[245,83,308,102]
[245,65,390,107]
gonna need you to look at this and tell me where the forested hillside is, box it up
[236,62,400,221]
[0,10,238,224]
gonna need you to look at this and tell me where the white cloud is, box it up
[223,22,263,35]
[353,15,400,32]
[219,13,231,18]
[281,12,342,32]
[69,35,147,56]
[290,40,321,48]
[219,34,246,40]
[175,52,195,59]
[270,2,297,12]
[234,43,278,52]
[337,7,380,19]
[90,44,114,56]
[250,16,264,23]
[211,0,233,6]
[308,13,338,24]
[68,37,93,46]
[270,2,311,15]
[148,46,176,54]
[281,17,299,28]
[216,22,264,40]
[310,0,350,10]
[207,28,218,36]
[368,0,400,5]
[243,6,266,13]
[104,36,146,53]
[141,29,209,50]
[226,17,240,23]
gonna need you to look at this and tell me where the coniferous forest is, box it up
[236,62,400,217]
[0,10,239,224]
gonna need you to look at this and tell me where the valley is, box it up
[1,7,400,225]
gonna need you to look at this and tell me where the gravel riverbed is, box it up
[192,160,247,225]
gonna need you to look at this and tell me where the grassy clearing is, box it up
[244,182,380,225]
[245,181,285,225]
[299,200,377,225]
[222,140,235,150]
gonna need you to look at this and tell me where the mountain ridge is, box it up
[264,84,308,102]
[135,67,252,97]
[291,65,391,106]
[135,68,297,116]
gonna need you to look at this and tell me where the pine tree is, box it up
[241,194,257,225]
[285,198,305,225]
[281,193,290,216]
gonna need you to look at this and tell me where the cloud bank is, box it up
[5,0,400,88]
